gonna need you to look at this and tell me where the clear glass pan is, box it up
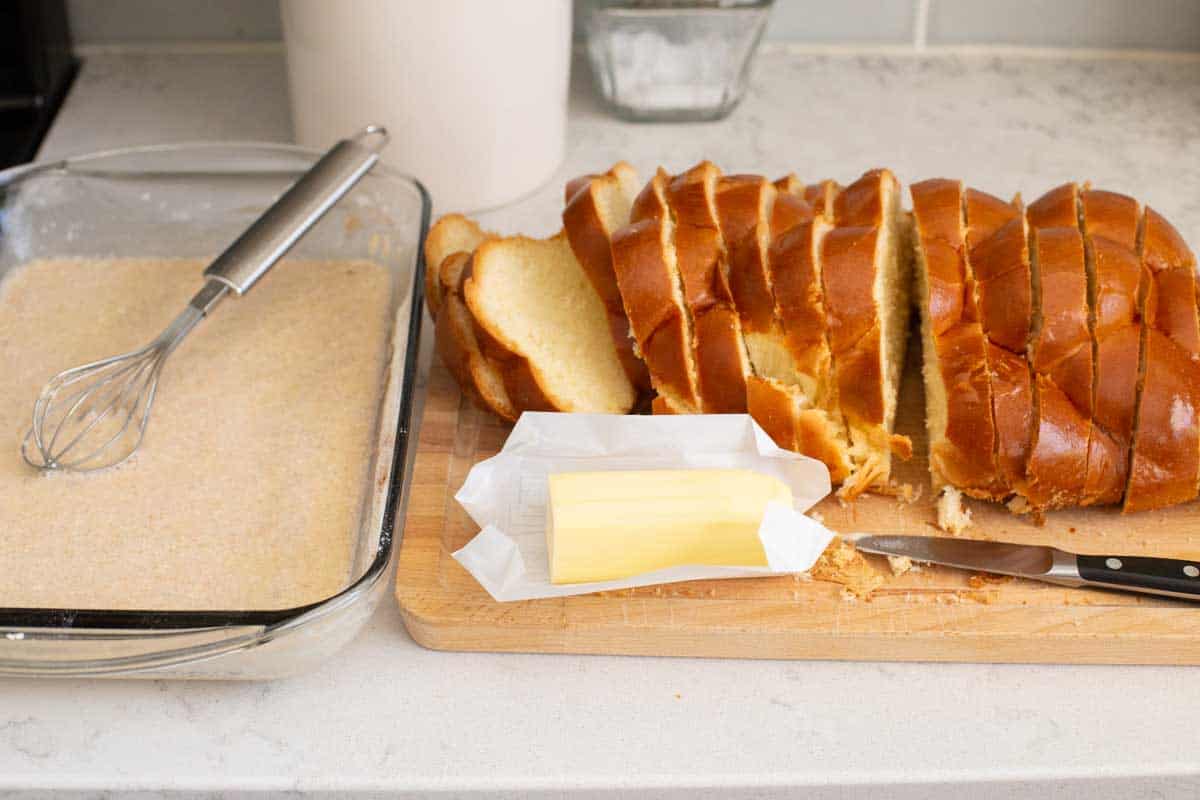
[0,142,431,678]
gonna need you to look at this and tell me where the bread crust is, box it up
[1025,212,1092,510]
[771,219,835,399]
[433,252,517,421]
[1125,330,1200,511]
[1026,183,1078,230]
[912,178,1002,495]
[666,162,751,413]
[820,169,910,495]
[965,189,1031,495]
[423,214,494,318]
[563,163,651,395]
[718,175,777,343]
[611,171,702,412]
[1079,189,1143,506]
[745,376,852,482]
[462,237,579,414]
[1125,207,1200,511]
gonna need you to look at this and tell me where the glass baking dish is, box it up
[0,142,430,678]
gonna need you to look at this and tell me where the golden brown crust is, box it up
[964,188,1020,245]
[717,175,776,339]
[1079,189,1142,506]
[821,224,883,428]
[745,376,852,483]
[965,189,1031,495]
[461,242,565,415]
[432,253,517,421]
[988,344,1034,489]
[562,165,652,395]
[912,178,1001,495]
[969,215,1031,354]
[1026,183,1078,230]
[423,213,495,318]
[666,162,750,413]
[1024,374,1091,509]
[1125,206,1200,511]
[1081,189,1139,250]
[771,221,833,391]
[1024,218,1092,510]
[1125,330,1200,512]
[1143,207,1200,355]
[819,169,910,495]
[804,180,840,216]
[611,172,701,412]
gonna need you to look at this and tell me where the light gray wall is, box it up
[67,0,1200,52]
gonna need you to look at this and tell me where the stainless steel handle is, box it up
[203,125,389,295]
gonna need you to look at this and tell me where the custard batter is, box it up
[0,258,394,610]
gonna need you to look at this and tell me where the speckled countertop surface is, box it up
[5,46,1200,798]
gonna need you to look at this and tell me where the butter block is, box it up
[546,469,793,584]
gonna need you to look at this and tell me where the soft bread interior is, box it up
[466,235,636,414]
[912,216,949,488]
[879,187,913,439]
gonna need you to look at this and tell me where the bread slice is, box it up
[759,213,855,482]
[745,376,853,482]
[1124,207,1200,511]
[1024,214,1092,510]
[1079,189,1143,506]
[666,162,751,413]
[612,169,702,413]
[819,169,913,496]
[911,178,1002,496]
[563,162,651,396]
[964,189,1033,494]
[464,234,636,415]
[434,252,517,421]
[424,214,495,318]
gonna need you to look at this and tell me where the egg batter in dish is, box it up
[0,258,394,610]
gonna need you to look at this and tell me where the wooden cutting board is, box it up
[396,350,1200,664]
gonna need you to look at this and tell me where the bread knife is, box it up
[845,533,1200,601]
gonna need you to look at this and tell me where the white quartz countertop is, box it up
[6,46,1200,798]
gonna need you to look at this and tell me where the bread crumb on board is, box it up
[936,487,973,535]
[810,538,885,599]
[886,555,914,577]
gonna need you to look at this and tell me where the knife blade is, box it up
[845,533,1200,602]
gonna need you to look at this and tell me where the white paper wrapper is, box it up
[452,413,836,601]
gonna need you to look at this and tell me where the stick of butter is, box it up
[546,469,793,584]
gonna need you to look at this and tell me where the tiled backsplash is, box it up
[68,0,1200,52]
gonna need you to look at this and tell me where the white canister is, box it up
[281,0,571,213]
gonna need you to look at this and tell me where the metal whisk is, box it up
[21,126,390,473]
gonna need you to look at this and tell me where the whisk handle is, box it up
[203,126,389,295]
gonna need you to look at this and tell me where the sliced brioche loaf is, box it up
[611,169,702,413]
[1124,207,1200,511]
[819,169,913,496]
[563,162,651,396]
[464,233,636,415]
[911,178,1002,497]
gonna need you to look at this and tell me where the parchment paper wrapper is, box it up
[452,413,836,601]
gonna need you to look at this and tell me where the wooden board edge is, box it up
[395,588,1200,665]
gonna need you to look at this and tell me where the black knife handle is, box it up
[1077,554,1200,599]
